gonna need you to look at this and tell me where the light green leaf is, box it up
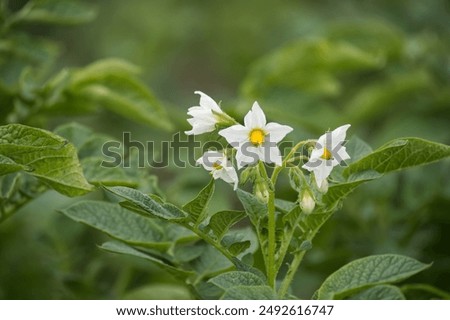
[345,138,450,176]
[70,59,173,131]
[208,210,246,241]
[0,154,24,175]
[100,241,193,279]
[105,186,186,220]
[242,39,383,99]
[345,71,433,124]
[182,179,214,225]
[11,0,96,26]
[60,201,172,249]
[349,285,405,300]
[0,124,93,196]
[317,254,431,299]
[209,271,266,289]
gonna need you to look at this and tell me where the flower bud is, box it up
[318,179,329,194]
[254,178,269,203]
[300,190,315,214]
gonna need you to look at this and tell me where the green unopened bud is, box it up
[288,167,304,192]
[240,166,257,185]
[300,190,315,214]
[254,178,269,203]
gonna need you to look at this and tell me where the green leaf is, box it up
[189,245,233,280]
[11,0,96,26]
[182,179,214,225]
[0,124,92,196]
[323,170,383,205]
[349,285,405,300]
[236,189,267,227]
[344,136,373,164]
[81,157,137,187]
[70,59,173,131]
[242,39,383,99]
[100,241,193,279]
[53,122,93,150]
[316,254,431,299]
[222,286,275,300]
[60,201,173,249]
[209,271,266,290]
[123,284,192,300]
[105,186,186,220]
[208,210,246,241]
[345,138,450,177]
[0,154,24,176]
[401,284,450,300]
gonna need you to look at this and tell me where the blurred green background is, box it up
[0,0,449,299]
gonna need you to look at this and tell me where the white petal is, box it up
[244,101,266,128]
[309,145,324,161]
[312,162,333,189]
[235,145,260,169]
[196,151,224,170]
[265,122,293,143]
[267,146,283,166]
[219,124,249,145]
[185,122,215,135]
[221,167,239,190]
[331,124,351,148]
[194,91,222,113]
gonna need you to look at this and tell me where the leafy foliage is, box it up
[316,254,431,299]
[0,124,92,196]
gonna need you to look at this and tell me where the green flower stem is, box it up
[258,161,276,289]
[267,139,316,294]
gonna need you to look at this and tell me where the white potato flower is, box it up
[196,150,238,190]
[302,124,351,190]
[218,102,293,169]
[185,91,228,135]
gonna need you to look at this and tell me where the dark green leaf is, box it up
[105,186,186,220]
[208,210,246,241]
[60,201,173,249]
[182,179,214,225]
[345,138,450,177]
[100,241,193,279]
[221,286,275,300]
[317,254,431,299]
[209,271,266,289]
[349,285,405,300]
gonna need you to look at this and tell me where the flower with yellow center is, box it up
[219,102,293,168]
[196,150,238,190]
[185,91,233,135]
[302,124,351,190]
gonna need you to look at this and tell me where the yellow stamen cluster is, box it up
[212,162,223,170]
[249,129,266,146]
[321,147,333,160]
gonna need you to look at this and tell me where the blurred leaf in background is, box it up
[0,0,449,299]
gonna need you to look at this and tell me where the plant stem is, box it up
[278,250,306,298]
[258,161,276,289]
